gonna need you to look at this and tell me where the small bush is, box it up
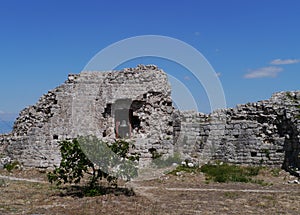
[200,163,262,184]
[47,136,139,196]
[4,161,20,172]
[247,166,261,176]
[270,168,281,177]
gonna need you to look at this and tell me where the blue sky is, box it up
[0,0,299,125]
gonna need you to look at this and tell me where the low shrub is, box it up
[4,161,20,172]
[200,163,262,183]
[270,168,281,177]
[47,136,139,196]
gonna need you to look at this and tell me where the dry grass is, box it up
[0,168,299,214]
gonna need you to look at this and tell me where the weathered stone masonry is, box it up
[0,65,299,171]
[175,91,300,170]
[0,65,174,168]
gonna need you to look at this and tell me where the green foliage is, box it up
[110,139,140,162]
[47,136,139,194]
[4,161,20,172]
[270,168,281,177]
[77,136,139,181]
[200,163,262,183]
[47,139,94,185]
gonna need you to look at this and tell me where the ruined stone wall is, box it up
[1,65,299,170]
[175,91,300,169]
[0,65,174,168]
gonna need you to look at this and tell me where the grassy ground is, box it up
[0,167,299,215]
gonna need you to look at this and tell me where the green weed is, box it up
[200,163,264,184]
[4,161,20,172]
[270,168,281,177]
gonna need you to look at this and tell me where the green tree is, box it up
[47,136,139,190]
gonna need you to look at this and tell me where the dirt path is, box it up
[0,174,296,194]
[134,185,294,193]
[0,174,46,183]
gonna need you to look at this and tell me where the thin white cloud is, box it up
[244,66,283,79]
[194,32,200,36]
[270,58,300,65]
[0,110,4,114]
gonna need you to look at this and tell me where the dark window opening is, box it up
[103,130,107,137]
[234,134,239,138]
[251,152,257,157]
[132,115,141,129]
[102,103,112,118]
[53,134,58,140]
[276,149,284,153]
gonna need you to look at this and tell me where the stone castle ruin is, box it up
[0,65,300,173]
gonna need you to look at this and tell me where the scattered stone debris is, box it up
[0,156,11,169]
[288,179,300,184]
